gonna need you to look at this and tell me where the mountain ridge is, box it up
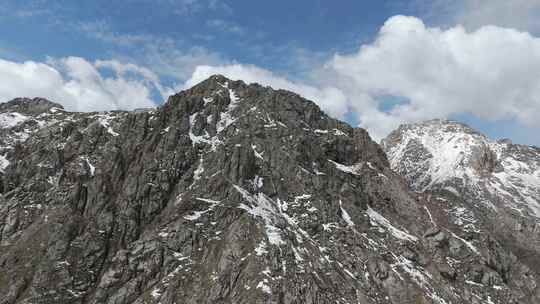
[383,117,540,303]
[382,118,540,217]
[0,75,538,303]
[385,118,539,148]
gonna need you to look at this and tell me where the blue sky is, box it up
[0,0,407,73]
[1,0,540,146]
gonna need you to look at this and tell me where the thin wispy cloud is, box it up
[77,21,155,47]
[76,19,227,81]
[132,0,233,16]
[206,19,245,35]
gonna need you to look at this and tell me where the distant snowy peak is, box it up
[382,119,494,188]
[0,97,124,174]
[0,97,64,115]
[383,119,540,218]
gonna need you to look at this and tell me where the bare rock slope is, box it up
[0,77,538,303]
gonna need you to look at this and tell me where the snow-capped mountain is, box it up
[383,119,540,304]
[382,119,540,219]
[0,98,65,172]
[0,78,539,303]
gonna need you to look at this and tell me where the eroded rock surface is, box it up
[0,77,537,303]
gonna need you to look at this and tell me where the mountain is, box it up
[383,119,540,217]
[0,98,65,175]
[383,119,540,302]
[0,77,538,303]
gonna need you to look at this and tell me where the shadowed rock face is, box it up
[0,76,537,303]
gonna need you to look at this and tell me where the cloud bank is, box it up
[0,57,166,112]
[330,15,540,137]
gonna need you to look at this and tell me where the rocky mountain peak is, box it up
[383,119,540,303]
[162,75,389,169]
[0,76,539,303]
[382,119,515,185]
[391,118,481,134]
[382,118,540,216]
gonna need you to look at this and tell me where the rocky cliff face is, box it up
[0,78,538,303]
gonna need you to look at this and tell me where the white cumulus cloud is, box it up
[184,15,540,141]
[328,15,540,138]
[0,56,166,112]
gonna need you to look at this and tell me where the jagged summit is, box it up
[382,119,496,186]
[0,76,539,303]
[163,74,389,168]
[168,74,349,130]
[385,119,488,143]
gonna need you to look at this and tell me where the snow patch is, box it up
[255,241,268,256]
[448,230,479,255]
[0,154,10,172]
[0,112,29,128]
[189,112,222,150]
[423,206,436,226]
[95,114,120,136]
[151,287,162,299]
[328,160,362,175]
[333,128,347,136]
[183,198,220,221]
[216,87,240,133]
[82,157,96,176]
[339,200,355,227]
[193,156,204,181]
[252,145,264,160]
[367,207,418,242]
[234,185,285,246]
[256,279,271,294]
